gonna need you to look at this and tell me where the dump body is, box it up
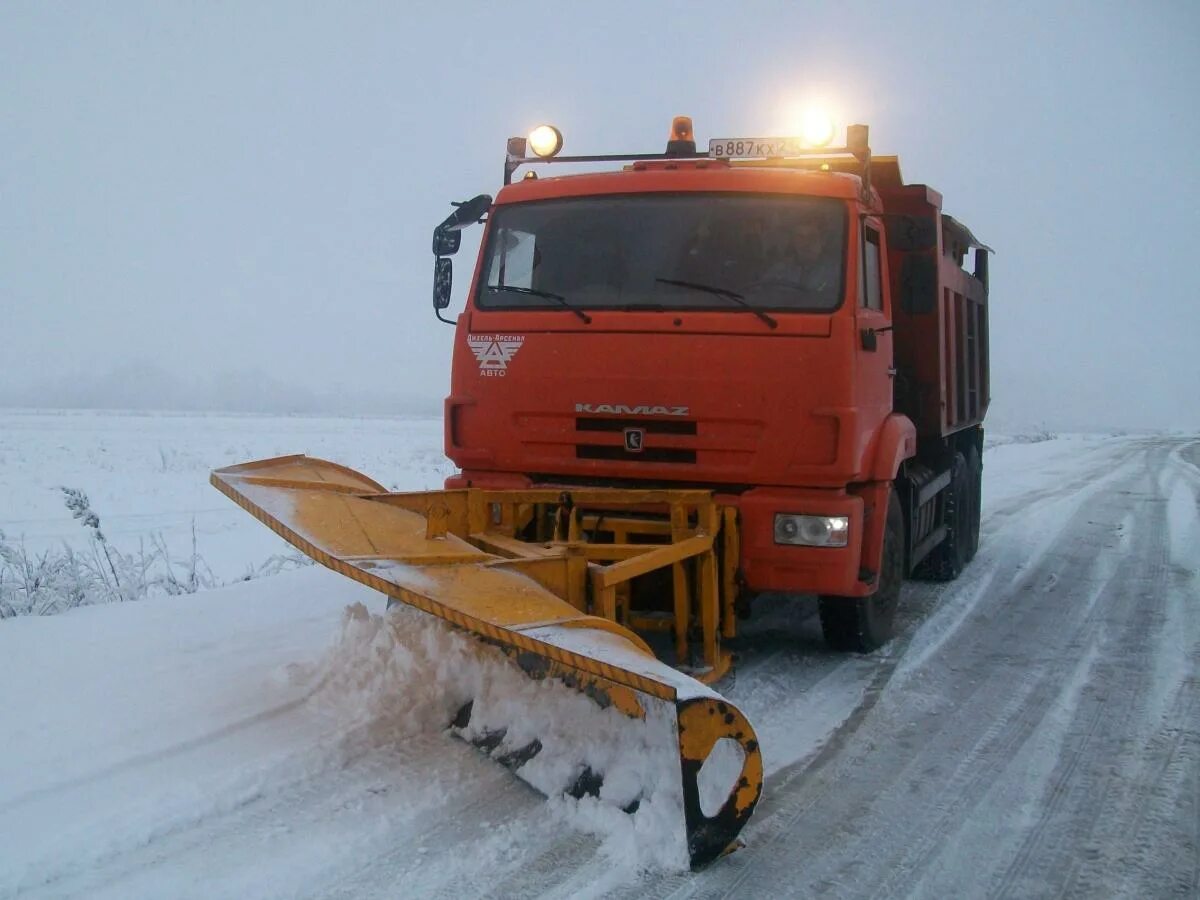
[877,169,991,439]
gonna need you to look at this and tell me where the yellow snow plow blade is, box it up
[212,455,762,867]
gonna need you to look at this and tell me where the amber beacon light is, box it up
[666,115,696,155]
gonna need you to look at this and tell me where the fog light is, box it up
[774,514,849,547]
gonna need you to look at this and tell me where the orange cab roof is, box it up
[495,164,869,205]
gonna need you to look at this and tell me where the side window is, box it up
[487,229,536,290]
[862,226,883,310]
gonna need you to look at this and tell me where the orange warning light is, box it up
[670,116,695,142]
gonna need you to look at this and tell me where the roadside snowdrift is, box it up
[0,568,688,898]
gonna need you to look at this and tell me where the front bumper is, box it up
[448,472,868,597]
[722,487,866,597]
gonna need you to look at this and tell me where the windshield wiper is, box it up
[654,278,778,329]
[489,284,592,324]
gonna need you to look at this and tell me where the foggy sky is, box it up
[3,1,1198,431]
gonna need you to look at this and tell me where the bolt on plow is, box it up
[212,455,762,867]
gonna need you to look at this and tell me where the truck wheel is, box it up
[819,490,903,652]
[964,446,982,563]
[914,451,968,581]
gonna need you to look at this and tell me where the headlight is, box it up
[774,514,849,547]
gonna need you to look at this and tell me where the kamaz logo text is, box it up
[575,403,690,417]
[468,334,524,377]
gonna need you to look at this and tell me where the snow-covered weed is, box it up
[237,551,311,582]
[0,488,309,618]
[0,534,85,617]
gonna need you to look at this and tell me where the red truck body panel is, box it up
[881,183,991,438]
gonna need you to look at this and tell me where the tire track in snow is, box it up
[866,495,1137,899]
[893,439,1148,682]
[1050,446,1200,899]
[1068,684,1200,899]
[984,445,1176,898]
[874,442,1190,898]
[982,435,1149,525]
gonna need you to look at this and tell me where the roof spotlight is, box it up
[801,109,835,148]
[528,125,564,158]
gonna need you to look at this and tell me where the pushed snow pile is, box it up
[309,603,690,870]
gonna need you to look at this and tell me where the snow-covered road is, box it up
[637,435,1200,899]
[2,429,1197,898]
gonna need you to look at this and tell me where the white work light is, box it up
[801,109,835,148]
[528,125,564,158]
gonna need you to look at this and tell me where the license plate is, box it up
[707,137,805,159]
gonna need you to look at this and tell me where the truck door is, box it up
[856,219,894,431]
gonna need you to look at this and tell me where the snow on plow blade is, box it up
[211,455,762,867]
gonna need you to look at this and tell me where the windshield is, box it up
[477,194,846,313]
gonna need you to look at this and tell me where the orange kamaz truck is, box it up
[214,116,990,864]
[436,117,990,659]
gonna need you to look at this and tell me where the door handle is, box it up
[859,324,894,352]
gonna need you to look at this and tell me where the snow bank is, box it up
[0,568,357,897]
[0,566,696,898]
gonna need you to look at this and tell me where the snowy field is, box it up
[1,411,1197,898]
[0,409,452,587]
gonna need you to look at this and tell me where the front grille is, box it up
[575,417,697,435]
[576,445,697,464]
[572,416,698,464]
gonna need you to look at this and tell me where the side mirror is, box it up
[886,215,937,252]
[432,227,462,257]
[433,258,453,310]
[430,194,491,324]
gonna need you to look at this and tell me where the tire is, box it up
[914,451,968,582]
[819,489,904,652]
[964,445,982,563]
